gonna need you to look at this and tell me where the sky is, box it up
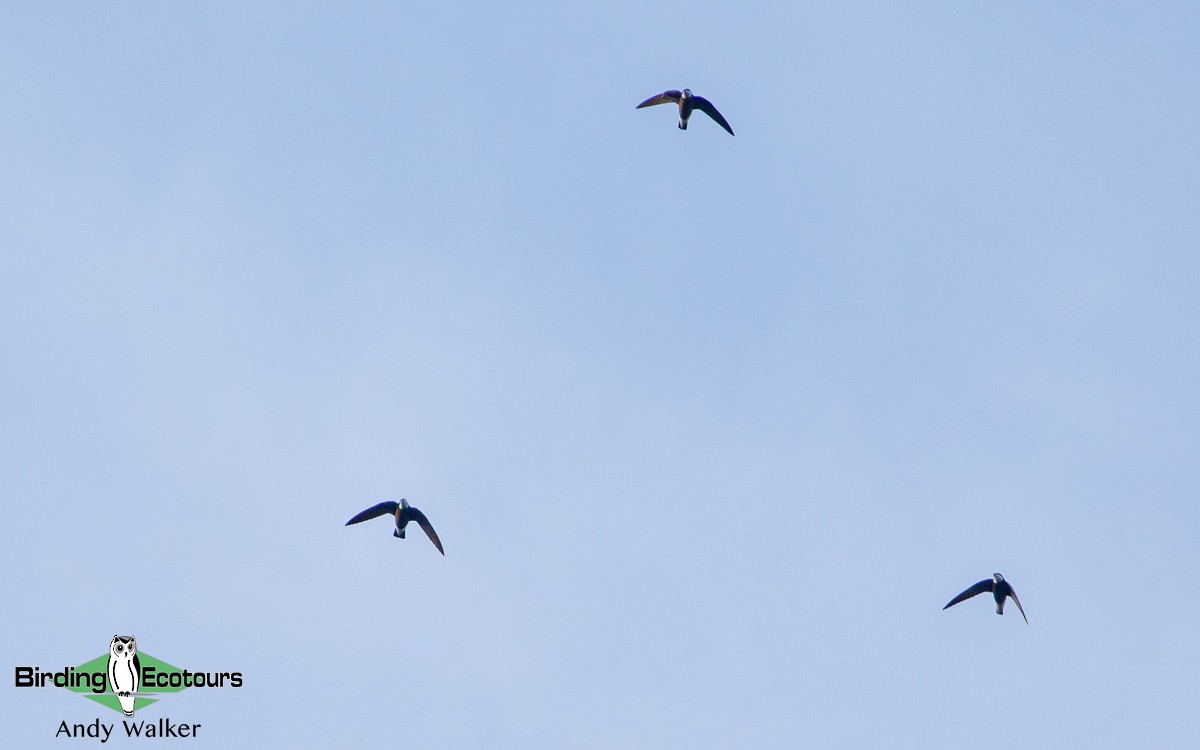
[2,1,1199,747]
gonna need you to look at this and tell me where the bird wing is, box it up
[636,90,683,109]
[943,579,994,610]
[692,96,734,135]
[407,507,445,555]
[345,501,399,526]
[1007,587,1029,624]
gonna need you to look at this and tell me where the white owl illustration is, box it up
[107,635,141,717]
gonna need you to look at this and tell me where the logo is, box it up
[107,636,140,717]
[13,634,243,741]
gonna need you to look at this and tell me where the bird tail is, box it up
[393,529,405,539]
[678,120,687,130]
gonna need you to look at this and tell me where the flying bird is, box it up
[636,88,734,135]
[345,498,444,555]
[943,573,1028,624]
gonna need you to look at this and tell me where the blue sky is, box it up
[3,2,1199,747]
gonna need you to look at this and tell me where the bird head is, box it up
[400,498,410,510]
[993,573,1005,583]
[682,88,692,99]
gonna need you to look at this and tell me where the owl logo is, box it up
[107,635,141,717]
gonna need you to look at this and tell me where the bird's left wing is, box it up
[943,579,993,610]
[692,96,735,135]
[636,90,683,109]
[408,507,445,555]
[345,501,399,526]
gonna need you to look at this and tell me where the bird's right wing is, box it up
[345,501,399,526]
[692,96,735,135]
[943,579,994,610]
[407,507,445,555]
[636,90,682,109]
[1007,588,1029,624]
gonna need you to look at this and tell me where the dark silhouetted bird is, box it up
[943,573,1027,623]
[636,88,734,135]
[345,498,444,555]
